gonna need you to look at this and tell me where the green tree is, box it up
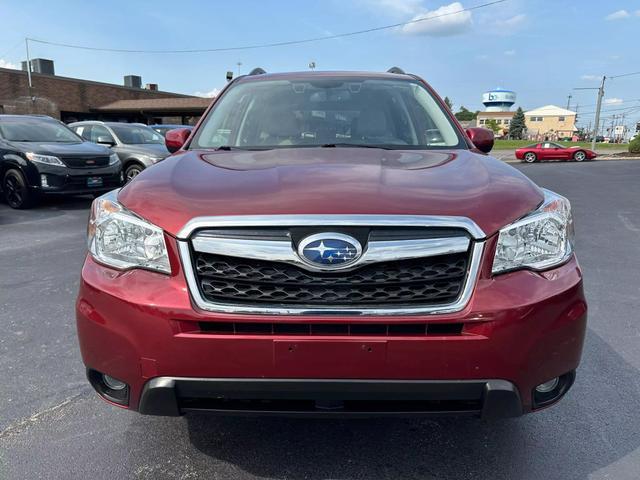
[454,106,477,121]
[485,119,502,134]
[444,96,453,110]
[509,107,526,139]
[629,135,640,154]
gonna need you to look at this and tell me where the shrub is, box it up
[629,136,640,154]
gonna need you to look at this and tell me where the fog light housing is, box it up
[103,374,127,391]
[532,371,576,409]
[535,377,559,393]
[40,174,49,187]
[87,369,130,406]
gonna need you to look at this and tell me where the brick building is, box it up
[0,62,210,124]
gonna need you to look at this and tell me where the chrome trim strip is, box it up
[192,235,470,272]
[178,240,484,316]
[177,214,486,240]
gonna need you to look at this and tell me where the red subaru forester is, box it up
[76,69,587,418]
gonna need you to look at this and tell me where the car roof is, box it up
[70,121,148,127]
[0,114,56,121]
[235,70,416,84]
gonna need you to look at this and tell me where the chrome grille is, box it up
[178,218,484,315]
[194,251,468,306]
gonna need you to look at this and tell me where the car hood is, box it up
[116,143,169,158]
[118,148,543,238]
[9,141,112,157]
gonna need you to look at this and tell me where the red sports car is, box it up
[516,142,597,163]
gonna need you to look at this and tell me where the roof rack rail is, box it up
[387,67,406,74]
[248,67,266,76]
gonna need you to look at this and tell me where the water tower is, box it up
[482,88,516,112]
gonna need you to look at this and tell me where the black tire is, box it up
[124,163,144,183]
[573,150,587,162]
[3,169,36,209]
[523,152,537,163]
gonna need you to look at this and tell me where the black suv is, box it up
[0,115,123,208]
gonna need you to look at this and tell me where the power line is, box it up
[26,0,506,54]
[609,71,640,79]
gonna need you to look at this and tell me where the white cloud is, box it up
[193,88,219,98]
[401,2,472,36]
[493,13,526,29]
[503,49,516,56]
[604,98,623,105]
[580,74,601,81]
[605,9,629,20]
[0,59,17,69]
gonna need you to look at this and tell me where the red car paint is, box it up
[515,142,597,162]
[76,71,587,417]
[118,148,543,239]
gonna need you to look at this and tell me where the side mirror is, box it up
[165,128,191,153]
[466,127,494,153]
[96,136,115,147]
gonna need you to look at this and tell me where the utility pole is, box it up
[566,94,572,110]
[574,76,606,151]
[25,37,34,112]
[236,62,242,76]
[592,76,606,151]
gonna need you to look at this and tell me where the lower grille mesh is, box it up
[193,251,469,307]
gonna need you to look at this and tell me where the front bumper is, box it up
[28,163,123,194]
[76,236,587,417]
[136,377,524,418]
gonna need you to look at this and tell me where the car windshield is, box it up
[191,77,464,150]
[110,124,164,145]
[0,117,82,143]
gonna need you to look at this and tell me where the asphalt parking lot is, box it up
[1,160,639,480]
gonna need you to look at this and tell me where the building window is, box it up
[496,119,502,124]
[558,116,565,122]
[504,119,510,125]
[530,116,543,122]
[479,119,485,125]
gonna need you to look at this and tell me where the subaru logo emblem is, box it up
[298,233,362,270]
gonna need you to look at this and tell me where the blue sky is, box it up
[1,0,639,130]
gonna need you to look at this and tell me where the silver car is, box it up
[70,121,170,181]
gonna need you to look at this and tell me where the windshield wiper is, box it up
[215,145,245,151]
[320,143,395,150]
[214,145,273,151]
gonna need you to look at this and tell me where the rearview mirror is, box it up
[96,136,115,147]
[465,128,494,153]
[165,128,191,153]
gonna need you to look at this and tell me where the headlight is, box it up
[141,154,165,164]
[87,190,170,274]
[108,153,120,165]
[26,152,65,167]
[492,189,574,275]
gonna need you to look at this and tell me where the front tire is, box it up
[573,150,586,162]
[3,169,36,209]
[124,163,144,183]
[523,152,537,163]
